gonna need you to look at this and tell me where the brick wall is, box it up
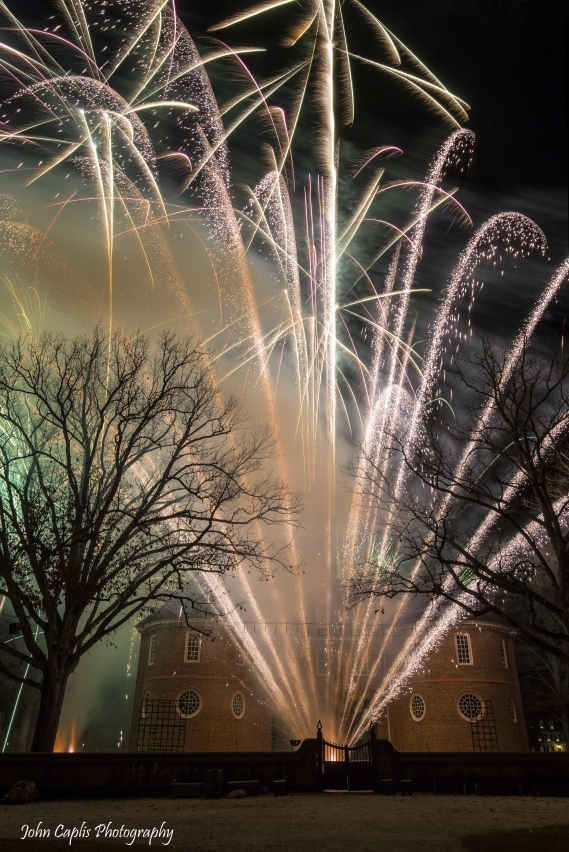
[0,741,319,798]
[129,620,272,752]
[376,621,529,752]
[0,739,567,799]
[374,739,569,789]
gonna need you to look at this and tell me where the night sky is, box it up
[182,0,567,196]
[12,0,569,271]
[176,0,568,344]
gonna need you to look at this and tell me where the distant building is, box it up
[527,718,567,753]
[129,606,272,753]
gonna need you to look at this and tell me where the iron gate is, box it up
[316,721,377,791]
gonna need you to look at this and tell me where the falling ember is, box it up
[0,0,565,748]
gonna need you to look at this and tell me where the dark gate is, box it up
[316,721,377,791]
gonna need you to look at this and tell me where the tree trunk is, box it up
[561,711,569,748]
[30,669,71,753]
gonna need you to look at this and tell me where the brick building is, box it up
[527,717,567,753]
[128,607,272,753]
[130,601,529,753]
[375,617,529,752]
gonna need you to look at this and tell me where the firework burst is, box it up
[0,1,566,745]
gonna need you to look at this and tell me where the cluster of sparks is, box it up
[0,0,567,748]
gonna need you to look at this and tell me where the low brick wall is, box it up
[0,740,319,799]
[0,739,567,799]
[374,740,569,789]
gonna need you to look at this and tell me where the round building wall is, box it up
[376,621,529,752]
[129,618,272,753]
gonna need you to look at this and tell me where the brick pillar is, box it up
[370,725,380,792]
[316,720,324,791]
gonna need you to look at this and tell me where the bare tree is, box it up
[349,336,569,667]
[0,328,299,751]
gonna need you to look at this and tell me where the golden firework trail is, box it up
[0,1,566,746]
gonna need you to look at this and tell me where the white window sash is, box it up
[455,633,473,665]
[148,634,156,665]
[185,632,201,663]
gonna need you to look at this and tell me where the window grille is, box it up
[148,634,156,666]
[317,648,328,676]
[235,648,244,665]
[137,700,186,752]
[185,633,201,662]
[455,633,472,665]
[457,692,483,721]
[508,695,517,723]
[470,699,498,752]
[410,694,425,721]
[177,689,202,718]
[500,637,508,668]
[232,692,245,718]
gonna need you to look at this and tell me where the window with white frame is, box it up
[410,694,426,721]
[232,692,245,719]
[457,692,483,721]
[317,648,329,676]
[177,689,202,718]
[500,637,509,668]
[147,634,156,666]
[141,691,151,718]
[185,632,201,663]
[455,633,472,665]
[235,647,244,665]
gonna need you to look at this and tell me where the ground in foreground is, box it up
[0,793,568,852]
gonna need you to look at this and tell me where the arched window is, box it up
[177,689,202,718]
[232,692,245,719]
[409,694,425,721]
[457,692,483,721]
